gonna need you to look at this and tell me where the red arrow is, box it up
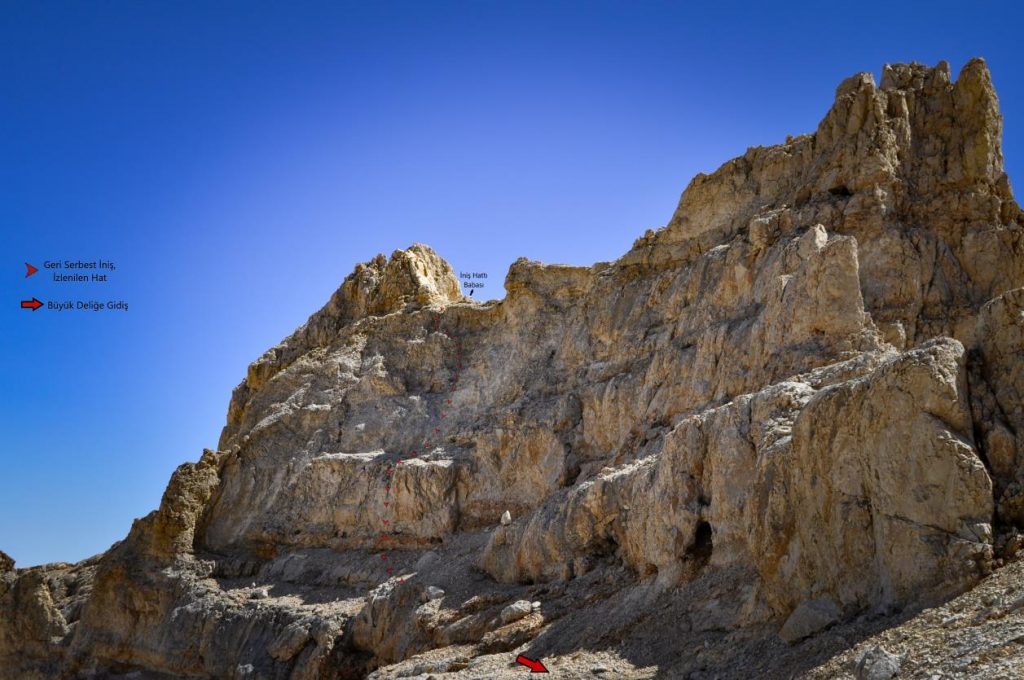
[515,655,549,673]
[20,297,43,311]
[25,262,38,277]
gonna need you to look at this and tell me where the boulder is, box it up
[779,598,841,643]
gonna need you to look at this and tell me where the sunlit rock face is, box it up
[2,59,1022,680]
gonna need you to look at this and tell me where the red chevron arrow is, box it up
[25,262,38,277]
[515,655,548,673]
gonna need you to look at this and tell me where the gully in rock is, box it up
[377,309,463,581]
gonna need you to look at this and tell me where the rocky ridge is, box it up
[2,58,1023,679]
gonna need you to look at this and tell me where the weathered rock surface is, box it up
[854,645,902,680]
[2,58,1022,679]
[779,597,841,643]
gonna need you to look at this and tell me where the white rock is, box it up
[854,645,902,680]
[500,510,512,526]
[422,586,445,602]
[499,600,533,625]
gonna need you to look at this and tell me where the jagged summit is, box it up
[220,244,463,450]
[634,58,1019,349]
[3,59,1024,680]
[665,58,1010,241]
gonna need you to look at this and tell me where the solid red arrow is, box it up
[25,262,38,277]
[20,297,43,311]
[515,655,549,673]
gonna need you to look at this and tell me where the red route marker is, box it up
[515,655,549,673]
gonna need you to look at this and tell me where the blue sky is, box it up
[1,1,1022,567]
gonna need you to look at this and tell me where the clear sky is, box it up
[1,1,1022,567]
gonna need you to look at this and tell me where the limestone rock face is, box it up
[974,287,1024,523]
[756,339,992,613]
[2,59,1022,679]
[660,59,1021,347]
[219,244,463,451]
[481,338,992,620]
[778,597,841,643]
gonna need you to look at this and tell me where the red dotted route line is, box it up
[376,311,463,581]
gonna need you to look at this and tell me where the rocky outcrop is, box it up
[1,58,1021,679]
[974,288,1024,523]
[482,338,992,619]
[658,58,1022,348]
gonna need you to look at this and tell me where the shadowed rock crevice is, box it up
[686,520,714,573]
